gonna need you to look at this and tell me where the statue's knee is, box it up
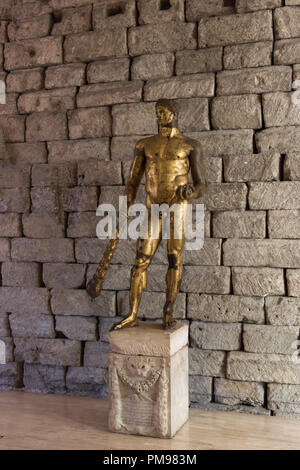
[134,251,152,271]
[168,253,179,270]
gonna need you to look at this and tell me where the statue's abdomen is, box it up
[145,157,189,204]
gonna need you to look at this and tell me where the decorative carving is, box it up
[108,354,170,437]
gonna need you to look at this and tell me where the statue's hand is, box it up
[177,184,205,201]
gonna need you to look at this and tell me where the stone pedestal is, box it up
[108,322,189,439]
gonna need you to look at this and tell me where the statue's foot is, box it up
[110,314,139,331]
[163,313,177,330]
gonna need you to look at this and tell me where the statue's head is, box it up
[155,99,178,126]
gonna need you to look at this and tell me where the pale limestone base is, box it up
[108,322,189,439]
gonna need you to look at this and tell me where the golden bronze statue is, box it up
[87,99,206,330]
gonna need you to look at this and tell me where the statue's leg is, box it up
[111,212,162,331]
[163,207,185,330]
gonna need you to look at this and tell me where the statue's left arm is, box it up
[177,140,206,200]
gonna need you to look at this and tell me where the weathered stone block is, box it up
[0,93,18,115]
[32,163,77,188]
[232,267,285,296]
[0,287,50,314]
[6,142,47,164]
[174,98,210,132]
[22,213,65,238]
[68,107,111,139]
[78,160,122,186]
[52,5,91,35]
[132,53,174,80]
[0,20,7,43]
[64,29,127,62]
[263,92,300,127]
[236,0,282,12]
[215,378,265,408]
[18,87,76,114]
[84,340,110,368]
[0,115,25,142]
[10,312,55,338]
[60,186,98,212]
[176,47,223,75]
[212,94,262,130]
[0,312,9,337]
[66,366,105,397]
[228,351,300,384]
[244,324,299,354]
[249,182,300,209]
[268,210,300,238]
[190,321,242,351]
[51,288,115,317]
[87,264,130,291]
[15,338,81,366]
[0,239,10,262]
[93,0,135,29]
[274,39,300,65]
[144,73,215,101]
[187,294,265,324]
[128,22,197,56]
[112,103,158,136]
[284,153,300,180]
[188,129,254,157]
[43,263,86,289]
[138,0,184,25]
[87,58,129,84]
[56,315,97,341]
[0,213,21,237]
[11,238,74,263]
[31,187,59,214]
[256,126,300,154]
[0,363,22,390]
[45,63,86,89]
[2,262,41,287]
[26,112,67,141]
[77,81,143,107]
[217,66,292,96]
[24,363,66,394]
[266,296,300,326]
[67,212,97,238]
[286,269,300,296]
[186,0,234,20]
[190,375,212,404]
[213,210,266,238]
[224,153,280,182]
[183,239,221,266]
[189,348,226,377]
[268,383,300,413]
[0,163,30,188]
[224,41,273,69]
[48,138,109,163]
[0,188,29,212]
[198,10,273,48]
[8,13,52,41]
[181,266,231,294]
[224,239,300,268]
[4,36,63,70]
[274,6,300,39]
[203,183,247,211]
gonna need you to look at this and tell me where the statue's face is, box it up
[156,105,175,126]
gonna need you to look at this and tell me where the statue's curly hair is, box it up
[155,99,178,117]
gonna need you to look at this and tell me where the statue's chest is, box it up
[144,137,191,162]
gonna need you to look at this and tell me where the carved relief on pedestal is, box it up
[108,353,170,438]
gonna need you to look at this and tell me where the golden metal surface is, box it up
[87,99,206,331]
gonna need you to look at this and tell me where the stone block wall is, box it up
[0,0,300,418]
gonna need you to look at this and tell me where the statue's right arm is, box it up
[124,141,146,206]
